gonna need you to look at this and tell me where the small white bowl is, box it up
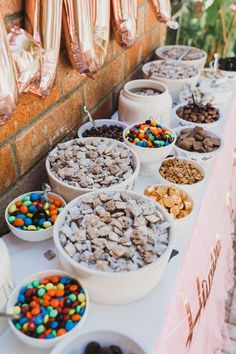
[7,270,89,349]
[46,138,140,202]
[142,60,200,102]
[50,330,148,354]
[123,123,176,176]
[157,157,206,194]
[53,190,175,305]
[174,126,223,164]
[144,183,194,231]
[209,60,236,83]
[5,191,66,242]
[173,103,221,131]
[77,119,127,139]
[155,45,207,69]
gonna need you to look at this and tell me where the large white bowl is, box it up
[5,191,66,242]
[173,103,222,131]
[77,119,127,139]
[142,60,200,103]
[6,270,89,349]
[50,330,148,354]
[53,190,175,305]
[155,45,207,70]
[174,126,223,164]
[156,157,206,194]
[123,123,176,176]
[46,138,140,202]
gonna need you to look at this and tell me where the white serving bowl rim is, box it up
[53,189,174,278]
[155,45,207,62]
[122,79,170,99]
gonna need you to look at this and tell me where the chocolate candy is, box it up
[84,343,123,354]
[176,103,220,124]
[12,275,87,340]
[85,342,101,354]
[83,124,124,142]
[125,120,175,148]
[176,127,221,153]
[219,57,236,72]
[159,46,205,61]
[148,61,198,80]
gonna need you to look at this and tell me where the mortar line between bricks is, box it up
[9,143,20,177]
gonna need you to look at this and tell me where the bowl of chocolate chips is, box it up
[77,119,127,142]
[174,102,221,130]
[174,126,223,164]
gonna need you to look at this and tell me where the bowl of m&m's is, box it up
[124,120,176,176]
[7,270,89,349]
[5,191,66,242]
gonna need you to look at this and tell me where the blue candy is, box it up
[30,193,40,201]
[34,315,43,325]
[19,317,28,325]
[65,321,74,332]
[38,218,46,226]
[60,277,70,284]
[28,205,37,213]
[135,141,143,147]
[80,308,85,316]
[17,214,26,220]
[24,218,32,226]
[20,286,27,295]
[46,334,54,339]
[51,321,59,329]
[18,294,25,303]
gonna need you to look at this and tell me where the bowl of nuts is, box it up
[174,102,221,130]
[155,45,207,70]
[53,190,175,305]
[46,138,140,202]
[174,126,223,164]
[157,157,205,193]
[144,184,194,229]
[77,119,127,142]
[142,60,200,102]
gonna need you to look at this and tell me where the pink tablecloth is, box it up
[157,98,236,354]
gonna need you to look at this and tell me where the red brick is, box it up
[85,55,123,109]
[145,2,158,31]
[0,83,60,143]
[1,0,24,19]
[92,93,114,119]
[14,88,83,175]
[0,144,17,194]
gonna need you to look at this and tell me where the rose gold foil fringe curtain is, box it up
[150,0,178,29]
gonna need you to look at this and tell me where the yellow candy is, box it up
[23,323,29,331]
[78,293,86,303]
[57,283,64,290]
[8,204,16,214]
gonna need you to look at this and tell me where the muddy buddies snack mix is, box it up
[148,61,198,80]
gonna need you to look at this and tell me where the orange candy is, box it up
[14,218,24,227]
[50,299,59,308]
[51,276,60,284]
[32,306,40,316]
[56,289,64,297]
[54,199,61,207]
[48,198,54,203]
[49,209,58,217]
[32,202,38,206]
[72,314,80,322]
[57,328,67,336]
[20,205,28,214]
[47,289,56,297]
[138,133,145,140]
[147,140,153,147]
[49,204,56,211]
[45,329,52,335]
[42,300,50,307]
[69,284,78,292]
[51,215,57,223]
[15,200,22,208]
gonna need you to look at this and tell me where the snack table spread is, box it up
[0,92,236,354]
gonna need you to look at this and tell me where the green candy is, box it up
[49,309,58,318]
[148,134,155,141]
[153,140,162,145]
[22,195,30,202]
[27,284,33,289]
[68,293,77,302]
[47,306,53,312]
[58,208,63,213]
[37,287,46,297]
[23,201,32,206]
[36,324,44,335]
[23,226,27,230]
[51,330,57,337]
[75,305,81,314]
[8,216,16,224]
[15,323,22,330]
[32,280,40,288]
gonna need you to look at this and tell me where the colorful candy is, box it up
[8,193,64,232]
[125,120,175,148]
[12,275,87,340]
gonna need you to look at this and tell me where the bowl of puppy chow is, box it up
[53,190,175,305]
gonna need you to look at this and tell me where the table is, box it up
[1,93,236,354]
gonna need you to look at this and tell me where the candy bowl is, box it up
[46,137,140,202]
[50,330,147,354]
[123,121,176,176]
[142,60,200,102]
[156,157,206,194]
[6,270,89,349]
[173,103,222,131]
[144,184,194,230]
[53,190,175,305]
[77,119,127,141]
[174,126,223,164]
[5,191,66,242]
[155,45,207,70]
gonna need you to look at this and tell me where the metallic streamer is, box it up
[150,0,178,29]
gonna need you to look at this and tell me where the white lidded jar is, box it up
[118,79,172,126]
[0,239,13,334]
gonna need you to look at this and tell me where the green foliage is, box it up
[167,0,236,61]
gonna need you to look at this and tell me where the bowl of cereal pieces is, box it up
[157,157,205,193]
[53,190,175,305]
[174,126,223,164]
[144,184,194,229]
[142,60,200,102]
[46,138,140,202]
[155,45,207,70]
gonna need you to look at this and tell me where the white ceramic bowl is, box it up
[173,103,222,130]
[77,119,127,139]
[179,88,215,106]
[123,123,176,176]
[174,126,223,164]
[5,191,66,242]
[142,60,200,103]
[50,330,148,354]
[156,157,206,194]
[144,183,194,231]
[46,138,140,202]
[155,45,207,70]
[209,60,236,83]
[6,270,89,349]
[53,190,175,305]
[118,79,172,126]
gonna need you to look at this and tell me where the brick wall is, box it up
[0,0,166,235]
